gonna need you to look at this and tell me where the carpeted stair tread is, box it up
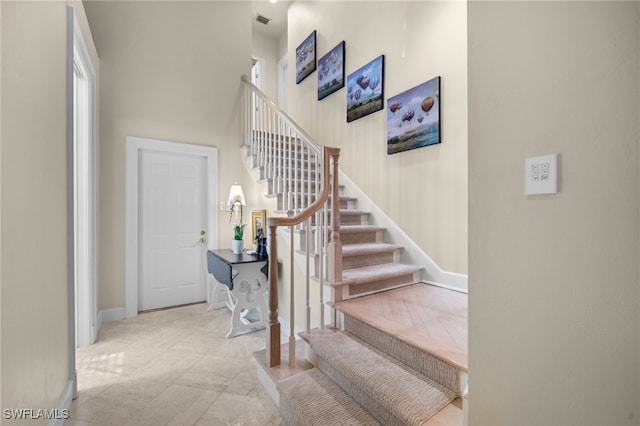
[278,368,380,426]
[311,331,456,426]
[343,263,422,284]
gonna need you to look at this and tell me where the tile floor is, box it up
[68,303,284,426]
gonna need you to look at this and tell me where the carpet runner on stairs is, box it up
[278,330,456,426]
[279,368,380,426]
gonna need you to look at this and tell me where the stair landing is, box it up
[334,283,468,373]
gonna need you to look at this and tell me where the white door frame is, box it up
[125,136,218,318]
[251,54,266,91]
[73,12,97,348]
[277,53,288,112]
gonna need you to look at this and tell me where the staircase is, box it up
[251,154,424,302]
[240,75,466,425]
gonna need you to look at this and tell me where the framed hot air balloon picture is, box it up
[296,30,316,84]
[386,76,441,154]
[317,41,345,100]
[346,55,384,123]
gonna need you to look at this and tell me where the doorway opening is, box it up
[251,55,265,91]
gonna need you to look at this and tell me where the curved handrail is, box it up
[267,146,340,228]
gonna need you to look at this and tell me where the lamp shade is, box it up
[227,183,246,208]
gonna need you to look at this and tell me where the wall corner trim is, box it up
[48,378,75,426]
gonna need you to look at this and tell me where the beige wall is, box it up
[468,2,640,424]
[84,1,252,311]
[0,0,3,410]
[287,1,468,275]
[1,0,96,418]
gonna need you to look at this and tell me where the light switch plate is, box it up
[526,154,557,195]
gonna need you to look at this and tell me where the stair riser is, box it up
[344,315,461,395]
[343,251,396,269]
[340,230,382,245]
[305,213,366,226]
[338,214,365,226]
[299,229,381,252]
[344,277,415,299]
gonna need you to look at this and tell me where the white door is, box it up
[139,150,208,311]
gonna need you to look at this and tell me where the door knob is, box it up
[200,230,206,235]
[195,237,206,244]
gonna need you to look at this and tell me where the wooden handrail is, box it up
[268,146,340,228]
[265,146,341,367]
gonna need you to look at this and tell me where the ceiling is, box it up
[251,0,290,41]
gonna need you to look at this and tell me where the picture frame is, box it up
[296,30,316,84]
[317,41,345,100]
[251,209,267,242]
[386,76,441,154]
[346,55,384,123]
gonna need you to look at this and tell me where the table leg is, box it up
[226,262,268,338]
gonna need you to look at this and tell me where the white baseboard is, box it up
[422,276,469,294]
[48,378,75,426]
[97,307,126,329]
[208,301,228,310]
[256,364,280,408]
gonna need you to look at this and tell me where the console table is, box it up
[206,249,268,338]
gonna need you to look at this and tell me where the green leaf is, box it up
[233,224,246,240]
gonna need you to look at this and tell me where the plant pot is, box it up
[231,239,244,254]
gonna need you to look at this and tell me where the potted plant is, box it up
[231,224,245,254]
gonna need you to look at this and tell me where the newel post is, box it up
[326,148,343,285]
[266,221,281,367]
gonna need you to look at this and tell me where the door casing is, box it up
[125,136,218,318]
[73,11,97,349]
